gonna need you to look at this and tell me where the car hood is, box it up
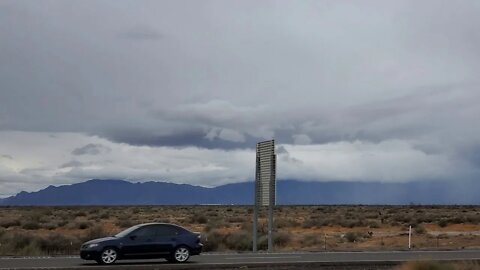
[83,236,117,245]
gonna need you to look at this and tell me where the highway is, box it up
[1,251,480,269]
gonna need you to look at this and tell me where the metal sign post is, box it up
[253,157,259,252]
[253,140,276,253]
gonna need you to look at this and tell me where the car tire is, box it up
[97,247,118,265]
[170,246,190,263]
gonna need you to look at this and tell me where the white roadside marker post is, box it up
[408,225,412,250]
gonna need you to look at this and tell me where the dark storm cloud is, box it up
[0,0,479,173]
[101,128,261,149]
[72,144,111,156]
[457,145,480,168]
[1,155,13,160]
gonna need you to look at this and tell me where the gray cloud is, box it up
[72,144,111,156]
[277,145,302,164]
[1,155,13,160]
[1,1,478,144]
[59,160,84,168]
[0,0,479,193]
[19,167,51,178]
[100,128,260,149]
[276,146,288,155]
[118,25,164,41]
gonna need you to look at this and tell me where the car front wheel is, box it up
[97,248,118,264]
[170,246,190,263]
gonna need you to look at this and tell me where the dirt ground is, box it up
[1,205,480,255]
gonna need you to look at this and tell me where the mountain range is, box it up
[1,179,480,205]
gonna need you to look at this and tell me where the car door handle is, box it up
[171,238,177,241]
[147,239,153,242]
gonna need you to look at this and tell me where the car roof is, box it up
[138,222,175,226]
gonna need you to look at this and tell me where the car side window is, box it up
[156,225,179,236]
[133,226,157,238]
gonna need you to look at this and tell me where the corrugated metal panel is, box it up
[255,140,276,207]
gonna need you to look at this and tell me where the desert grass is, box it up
[1,205,480,255]
[396,261,480,270]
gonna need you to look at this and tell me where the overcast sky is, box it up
[1,0,479,197]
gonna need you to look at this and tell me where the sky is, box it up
[0,0,479,197]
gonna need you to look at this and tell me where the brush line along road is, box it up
[1,250,480,269]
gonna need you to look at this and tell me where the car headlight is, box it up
[87,243,99,248]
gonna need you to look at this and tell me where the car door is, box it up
[120,225,159,257]
[154,225,180,254]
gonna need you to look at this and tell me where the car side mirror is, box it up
[129,235,137,240]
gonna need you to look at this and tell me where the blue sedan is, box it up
[80,223,203,264]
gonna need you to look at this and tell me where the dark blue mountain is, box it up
[1,179,479,205]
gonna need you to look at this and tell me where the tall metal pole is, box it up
[253,156,259,253]
[253,205,257,252]
[267,153,275,253]
[268,202,273,252]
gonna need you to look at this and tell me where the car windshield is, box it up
[114,225,141,238]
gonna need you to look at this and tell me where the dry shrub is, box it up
[340,218,366,228]
[22,221,41,230]
[396,261,454,270]
[207,211,219,217]
[0,232,41,256]
[0,218,21,228]
[204,219,227,232]
[0,231,81,256]
[300,233,321,246]
[76,221,92,230]
[240,221,253,232]
[257,235,268,250]
[88,208,100,215]
[344,232,357,242]
[99,212,110,219]
[227,216,245,223]
[415,225,427,234]
[74,211,87,217]
[276,218,300,228]
[302,217,323,228]
[155,218,170,223]
[37,233,81,254]
[57,220,68,227]
[115,219,135,229]
[189,213,208,224]
[224,230,252,251]
[273,231,291,247]
[368,220,381,228]
[42,222,58,230]
[203,230,224,251]
[84,225,108,241]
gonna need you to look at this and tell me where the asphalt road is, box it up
[1,251,480,269]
